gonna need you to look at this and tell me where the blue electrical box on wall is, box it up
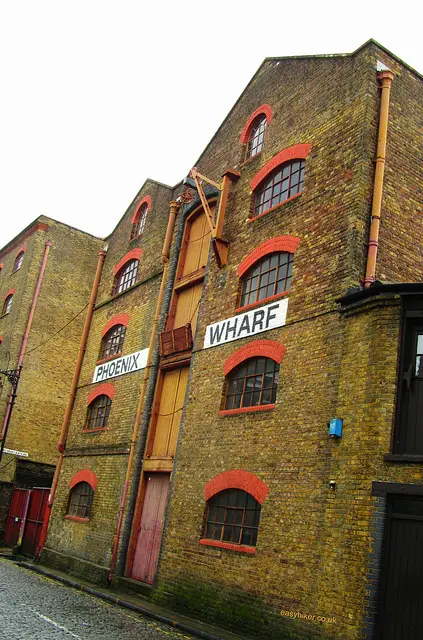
[329,418,343,438]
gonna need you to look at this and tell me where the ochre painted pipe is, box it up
[107,199,180,583]
[1,240,51,441]
[364,69,395,288]
[37,248,106,557]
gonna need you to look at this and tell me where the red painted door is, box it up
[4,488,31,547]
[21,487,49,556]
[132,473,170,584]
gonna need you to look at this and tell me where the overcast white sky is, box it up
[1,1,422,247]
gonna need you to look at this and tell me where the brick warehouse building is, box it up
[0,217,102,548]
[33,39,423,640]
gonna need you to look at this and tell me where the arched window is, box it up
[224,357,279,411]
[86,394,112,430]
[3,294,13,315]
[132,201,148,238]
[67,482,94,519]
[13,251,25,271]
[112,259,139,295]
[253,159,305,217]
[246,114,267,159]
[204,489,261,547]
[239,252,293,308]
[99,324,126,360]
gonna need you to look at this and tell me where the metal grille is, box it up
[240,252,293,308]
[224,357,279,410]
[13,252,24,271]
[132,202,148,238]
[204,489,261,547]
[67,482,94,519]
[254,159,305,217]
[86,395,112,429]
[246,114,267,159]
[3,294,13,315]
[113,259,139,295]
[99,325,126,360]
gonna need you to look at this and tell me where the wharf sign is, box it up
[92,348,149,383]
[203,299,288,349]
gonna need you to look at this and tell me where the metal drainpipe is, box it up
[364,68,395,288]
[37,248,107,557]
[107,199,180,584]
[0,241,52,442]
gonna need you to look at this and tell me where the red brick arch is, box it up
[15,245,26,258]
[113,249,143,276]
[4,288,16,300]
[223,339,286,376]
[238,235,301,278]
[204,470,269,504]
[101,313,130,338]
[250,143,311,191]
[131,195,152,224]
[239,104,273,144]
[87,382,116,406]
[69,469,98,491]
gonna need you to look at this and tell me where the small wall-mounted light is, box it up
[329,480,336,490]
[328,418,343,438]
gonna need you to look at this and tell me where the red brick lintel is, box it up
[69,469,98,491]
[250,143,311,191]
[204,469,269,504]
[223,340,286,376]
[101,313,130,338]
[238,235,300,278]
[200,539,256,554]
[113,249,143,276]
[239,104,273,144]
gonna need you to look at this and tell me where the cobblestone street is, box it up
[0,559,194,640]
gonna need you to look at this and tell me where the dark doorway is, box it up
[395,320,423,454]
[376,494,423,639]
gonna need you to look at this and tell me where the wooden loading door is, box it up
[131,473,170,584]
[377,494,423,639]
[150,367,189,459]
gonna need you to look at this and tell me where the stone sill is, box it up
[384,454,423,463]
[199,539,256,554]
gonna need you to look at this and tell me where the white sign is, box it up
[92,348,149,383]
[4,448,29,457]
[203,299,288,349]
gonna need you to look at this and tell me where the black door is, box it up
[376,495,423,639]
[396,320,423,454]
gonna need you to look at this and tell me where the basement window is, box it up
[67,482,94,519]
[203,489,261,547]
[253,159,305,217]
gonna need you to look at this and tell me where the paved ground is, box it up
[0,558,194,640]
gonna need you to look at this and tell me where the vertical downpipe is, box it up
[364,68,395,288]
[0,241,52,442]
[37,248,107,556]
[107,199,180,584]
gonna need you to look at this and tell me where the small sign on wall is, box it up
[92,348,149,383]
[203,299,288,349]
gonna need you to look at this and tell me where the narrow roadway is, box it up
[0,558,193,640]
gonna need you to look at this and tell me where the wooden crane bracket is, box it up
[189,167,240,267]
